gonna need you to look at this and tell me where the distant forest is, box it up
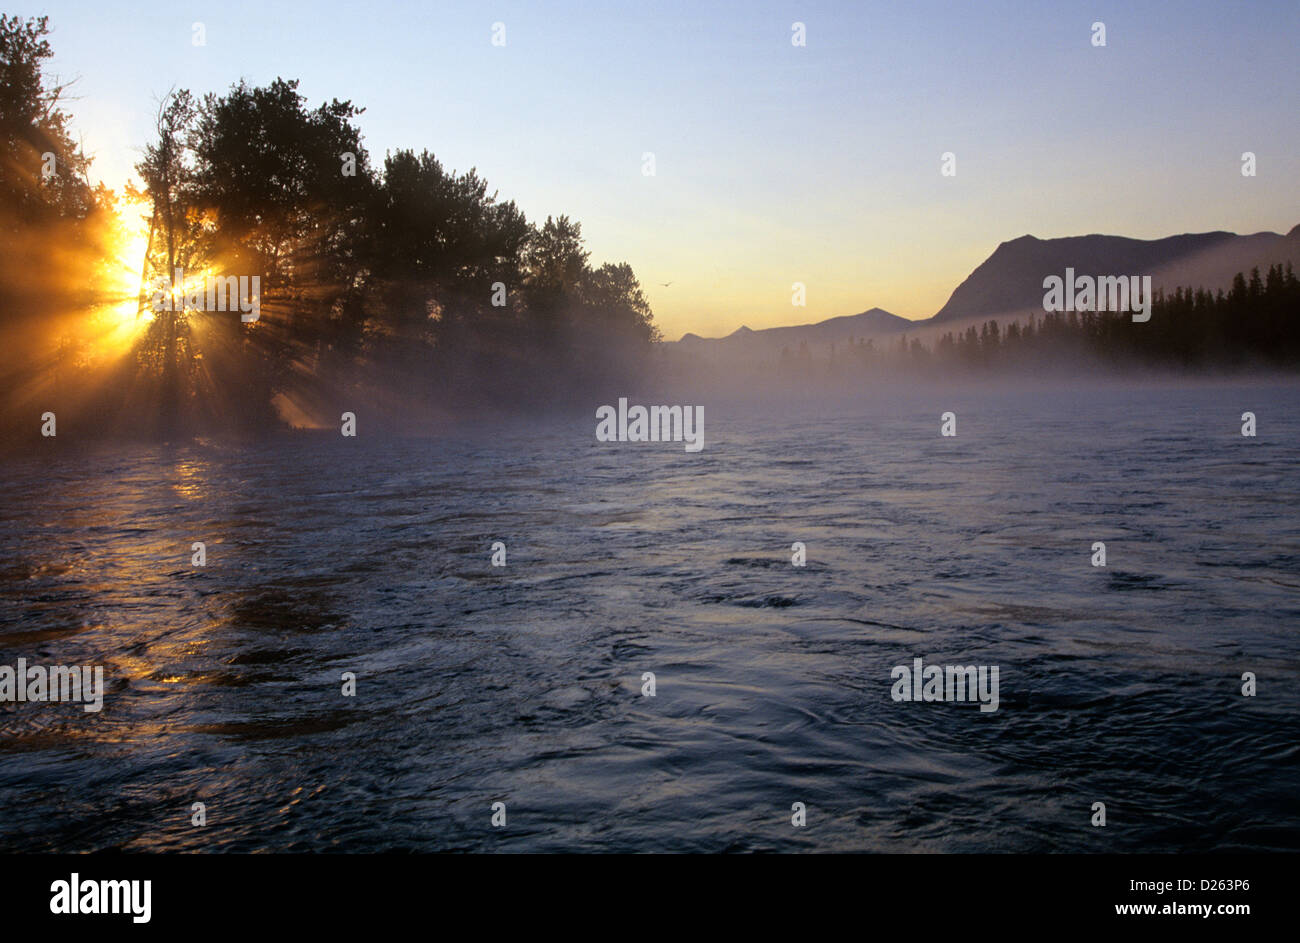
[1,16,658,439]
[786,266,1300,374]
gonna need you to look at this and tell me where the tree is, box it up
[192,79,372,347]
[0,15,113,438]
[0,15,94,226]
[369,148,529,343]
[525,214,589,334]
[579,262,659,343]
[135,89,199,430]
[187,78,375,427]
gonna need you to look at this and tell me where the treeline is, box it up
[931,266,1300,370]
[1,16,659,440]
[780,265,1300,375]
[0,15,124,437]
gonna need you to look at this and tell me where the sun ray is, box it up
[91,194,156,354]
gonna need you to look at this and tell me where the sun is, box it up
[111,197,155,322]
[91,195,155,352]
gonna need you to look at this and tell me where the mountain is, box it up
[670,308,912,362]
[662,222,1300,364]
[930,224,1300,325]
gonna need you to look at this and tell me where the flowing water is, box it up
[1,381,1298,852]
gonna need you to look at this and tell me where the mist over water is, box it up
[1,379,1297,852]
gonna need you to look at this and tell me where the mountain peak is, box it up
[930,225,1300,325]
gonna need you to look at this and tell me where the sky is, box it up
[24,0,1300,341]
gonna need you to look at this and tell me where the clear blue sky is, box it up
[26,0,1300,338]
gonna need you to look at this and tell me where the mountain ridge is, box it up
[665,222,1300,353]
[928,224,1300,325]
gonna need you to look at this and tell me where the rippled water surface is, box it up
[2,382,1298,852]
